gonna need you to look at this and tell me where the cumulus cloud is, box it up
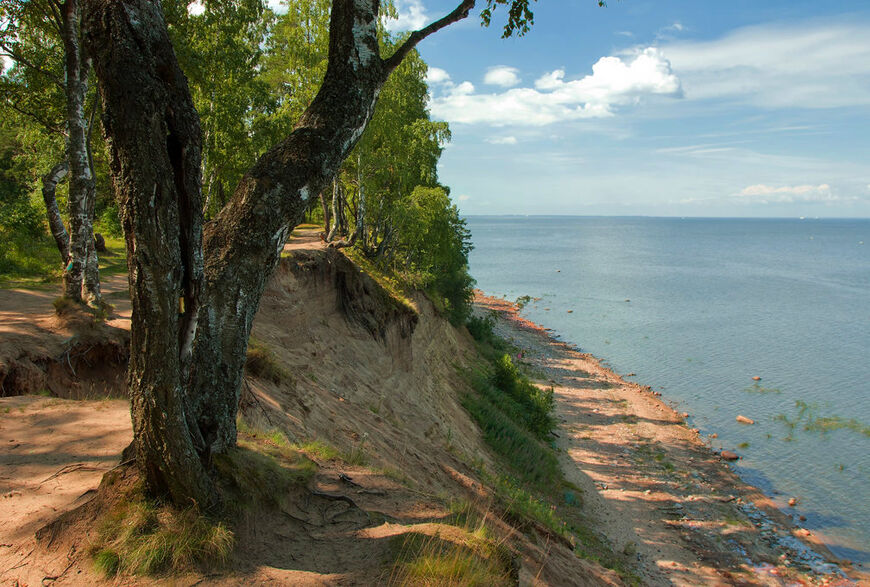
[426,67,451,85]
[662,21,870,108]
[486,136,518,145]
[450,81,475,96]
[430,48,682,126]
[484,66,521,87]
[737,183,841,203]
[384,0,428,32]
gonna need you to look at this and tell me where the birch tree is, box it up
[82,0,550,506]
[1,0,101,304]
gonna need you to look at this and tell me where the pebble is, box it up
[680,412,689,419]
[788,497,797,507]
[720,450,740,461]
[736,415,755,425]
[752,376,762,381]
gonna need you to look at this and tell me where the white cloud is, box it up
[426,67,451,85]
[486,136,518,145]
[1,55,12,74]
[737,183,843,203]
[662,21,870,108]
[484,66,521,88]
[534,69,565,91]
[457,194,471,201]
[450,81,475,96]
[431,48,682,126]
[384,0,428,32]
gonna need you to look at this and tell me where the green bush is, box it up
[461,390,560,487]
[489,355,555,440]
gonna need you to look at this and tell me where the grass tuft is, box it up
[387,529,514,586]
[245,337,289,384]
[90,485,233,577]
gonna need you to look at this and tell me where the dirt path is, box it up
[0,396,131,583]
[475,293,865,586]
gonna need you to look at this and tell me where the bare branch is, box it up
[382,0,475,74]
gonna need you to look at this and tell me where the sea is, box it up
[465,216,870,565]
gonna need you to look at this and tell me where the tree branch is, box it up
[0,43,65,89]
[382,0,475,74]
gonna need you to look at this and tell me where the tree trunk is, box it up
[327,177,342,241]
[84,0,474,507]
[41,161,70,264]
[62,0,100,305]
[355,154,365,245]
[319,190,331,234]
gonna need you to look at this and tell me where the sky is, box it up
[382,0,870,217]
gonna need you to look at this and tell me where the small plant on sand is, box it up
[90,484,233,577]
[244,337,289,384]
[295,439,342,461]
[345,432,370,465]
[387,520,515,586]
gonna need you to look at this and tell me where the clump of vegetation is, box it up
[490,475,568,538]
[294,439,342,461]
[743,383,782,394]
[489,354,555,438]
[466,312,500,346]
[387,528,514,586]
[461,388,560,486]
[90,485,233,577]
[244,337,289,384]
[514,295,533,310]
[775,399,870,439]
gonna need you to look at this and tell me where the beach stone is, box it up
[720,450,740,461]
[788,497,797,506]
[752,376,762,381]
[736,415,755,425]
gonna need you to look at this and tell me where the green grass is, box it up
[97,237,129,275]
[461,390,560,487]
[0,233,62,288]
[0,232,127,289]
[90,483,233,577]
[387,527,514,586]
[342,248,417,314]
[244,337,290,384]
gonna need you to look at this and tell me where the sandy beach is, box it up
[475,291,867,586]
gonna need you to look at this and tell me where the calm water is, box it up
[466,216,870,564]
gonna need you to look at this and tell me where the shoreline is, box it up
[474,290,867,586]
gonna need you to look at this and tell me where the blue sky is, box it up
[384,0,870,217]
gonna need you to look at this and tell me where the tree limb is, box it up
[383,0,475,74]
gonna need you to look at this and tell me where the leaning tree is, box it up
[83,0,544,508]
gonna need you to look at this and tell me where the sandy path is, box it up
[476,293,864,586]
[0,396,131,582]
